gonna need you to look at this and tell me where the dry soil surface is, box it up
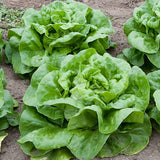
[0,0,160,160]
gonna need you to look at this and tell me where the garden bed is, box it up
[0,0,160,160]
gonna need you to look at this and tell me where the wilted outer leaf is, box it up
[0,131,8,152]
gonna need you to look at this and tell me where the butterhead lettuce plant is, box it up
[18,48,151,160]
[5,0,116,75]
[122,0,160,71]
[0,69,19,151]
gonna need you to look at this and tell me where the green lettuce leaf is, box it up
[122,48,144,67]
[31,148,74,160]
[124,17,146,36]
[98,114,151,157]
[147,70,160,95]
[147,105,160,133]
[146,70,160,132]
[67,129,109,160]
[147,51,160,68]
[127,31,158,54]
[153,89,160,111]
[5,28,34,74]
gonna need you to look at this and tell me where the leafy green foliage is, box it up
[18,48,151,159]
[147,70,160,133]
[0,68,20,151]
[0,2,24,62]
[6,0,116,75]
[0,1,24,28]
[122,0,160,70]
[98,114,151,157]
[0,29,4,62]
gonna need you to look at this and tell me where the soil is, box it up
[0,0,160,160]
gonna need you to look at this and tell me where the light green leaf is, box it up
[128,31,158,54]
[153,89,160,111]
[0,80,4,108]
[69,105,144,134]
[36,70,62,104]
[19,107,53,137]
[5,28,34,74]
[124,17,146,36]
[67,129,109,160]
[147,51,160,68]
[133,1,153,25]
[98,114,151,157]
[19,27,45,67]
[122,48,144,67]
[22,8,39,26]
[147,105,160,132]
[147,70,160,94]
[125,66,150,111]
[19,126,72,150]
[31,148,74,160]
[152,1,160,18]
[0,117,9,131]
[18,107,72,150]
